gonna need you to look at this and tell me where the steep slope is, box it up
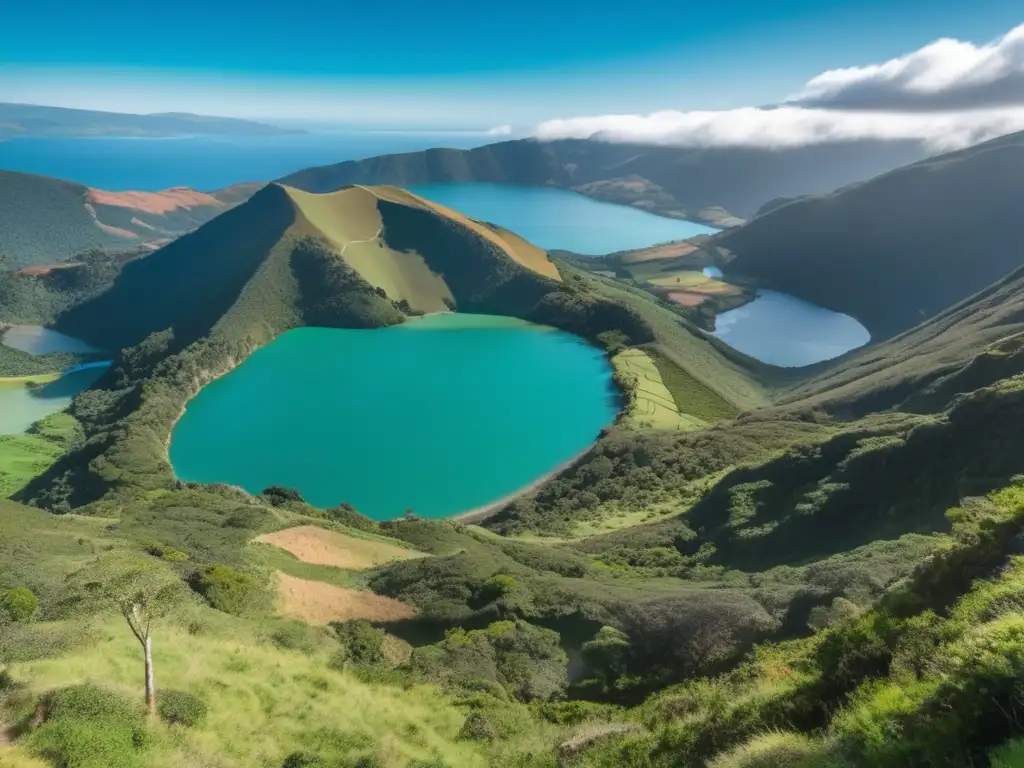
[278,138,924,225]
[716,129,1024,340]
[0,169,261,268]
[52,183,569,351]
[782,262,1024,416]
[0,102,298,138]
[36,182,759,507]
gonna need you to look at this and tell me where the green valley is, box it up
[2,127,1024,768]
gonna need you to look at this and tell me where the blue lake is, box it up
[0,326,110,434]
[714,290,870,368]
[0,368,108,435]
[170,314,618,519]
[411,183,718,255]
[0,133,488,191]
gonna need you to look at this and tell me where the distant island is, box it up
[0,102,302,139]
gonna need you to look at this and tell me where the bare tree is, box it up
[112,570,180,716]
[71,556,182,717]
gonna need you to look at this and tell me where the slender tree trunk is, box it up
[144,634,156,716]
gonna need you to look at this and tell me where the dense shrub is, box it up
[458,712,497,742]
[2,586,38,622]
[324,502,379,533]
[157,689,207,727]
[190,565,269,616]
[271,620,328,654]
[262,486,305,507]
[29,683,151,768]
[409,620,567,702]
[330,620,388,669]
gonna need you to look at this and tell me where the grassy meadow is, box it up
[612,349,707,430]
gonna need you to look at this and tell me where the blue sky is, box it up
[0,0,1021,128]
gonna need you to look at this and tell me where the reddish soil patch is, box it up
[17,262,83,276]
[86,186,224,215]
[276,572,416,625]
[255,525,422,570]
[667,291,708,307]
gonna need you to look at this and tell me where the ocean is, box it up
[0,132,489,191]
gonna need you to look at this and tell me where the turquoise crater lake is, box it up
[409,183,718,255]
[169,314,619,519]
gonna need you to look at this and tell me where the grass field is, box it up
[0,373,60,387]
[613,349,708,430]
[618,241,700,265]
[0,413,80,497]
[2,613,486,768]
[576,268,761,419]
[644,271,738,295]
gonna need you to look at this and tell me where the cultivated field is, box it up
[276,572,417,625]
[613,349,709,430]
[255,525,424,570]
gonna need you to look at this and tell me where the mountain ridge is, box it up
[0,102,301,138]
[716,129,1024,340]
[0,169,262,268]
[278,137,926,225]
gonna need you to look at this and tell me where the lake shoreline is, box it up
[452,444,594,524]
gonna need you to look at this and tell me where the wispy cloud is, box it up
[487,124,514,136]
[535,23,1024,150]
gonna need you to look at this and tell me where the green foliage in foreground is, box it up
[409,620,567,703]
[2,587,38,622]
[27,683,153,768]
[578,482,1024,767]
[0,412,82,498]
[189,564,272,617]
[156,689,207,727]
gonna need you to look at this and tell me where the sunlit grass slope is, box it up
[612,349,708,430]
[374,186,562,282]
[8,614,484,768]
[284,185,455,313]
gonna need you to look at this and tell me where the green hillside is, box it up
[716,129,1024,340]
[22,182,763,512]
[0,171,119,267]
[0,170,260,268]
[8,152,1024,768]
[278,138,924,224]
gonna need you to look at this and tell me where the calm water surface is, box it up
[410,183,718,255]
[1,326,100,356]
[0,133,488,191]
[0,368,107,434]
[170,314,617,518]
[714,290,870,367]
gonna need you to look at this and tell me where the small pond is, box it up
[2,326,100,356]
[0,367,108,434]
[169,314,618,519]
[0,326,110,434]
[713,290,871,367]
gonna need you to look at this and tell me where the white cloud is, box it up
[535,106,1024,151]
[534,23,1024,151]
[487,124,514,136]
[789,24,1024,111]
